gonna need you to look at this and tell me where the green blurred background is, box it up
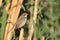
[0,0,60,40]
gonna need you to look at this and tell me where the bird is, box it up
[15,13,28,29]
[8,13,28,33]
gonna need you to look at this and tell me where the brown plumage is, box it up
[8,13,28,33]
[15,13,28,29]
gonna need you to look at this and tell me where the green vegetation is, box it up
[0,0,60,40]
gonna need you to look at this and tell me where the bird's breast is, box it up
[16,17,27,29]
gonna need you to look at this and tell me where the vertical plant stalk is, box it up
[1,11,7,40]
[50,5,54,40]
[28,20,34,40]
[0,0,3,39]
[50,15,54,40]
[5,0,10,14]
[41,36,45,40]
[33,0,38,23]
[0,0,2,6]
[4,0,23,40]
[19,28,24,40]
[50,7,54,33]
[27,0,34,40]
[4,0,18,40]
[50,25,54,33]
[33,0,39,40]
[28,13,34,40]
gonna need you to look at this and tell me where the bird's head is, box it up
[21,13,28,17]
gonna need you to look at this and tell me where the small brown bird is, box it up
[8,13,28,33]
[15,13,28,29]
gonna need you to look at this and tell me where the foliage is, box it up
[0,0,60,40]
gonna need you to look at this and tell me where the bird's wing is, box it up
[16,17,27,29]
